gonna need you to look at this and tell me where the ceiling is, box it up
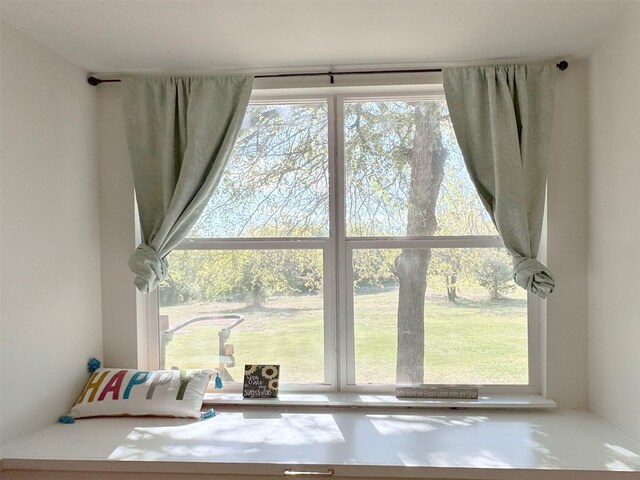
[0,1,631,74]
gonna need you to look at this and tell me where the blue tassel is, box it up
[200,408,216,420]
[215,372,223,389]
[59,415,75,424]
[87,357,101,373]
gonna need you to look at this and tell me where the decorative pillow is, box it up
[66,365,217,420]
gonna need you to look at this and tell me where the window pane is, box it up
[345,99,495,237]
[159,249,325,384]
[352,248,527,385]
[191,102,329,238]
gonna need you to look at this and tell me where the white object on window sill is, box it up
[203,392,557,409]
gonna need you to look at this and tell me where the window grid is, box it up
[150,88,539,395]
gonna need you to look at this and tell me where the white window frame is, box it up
[146,79,541,396]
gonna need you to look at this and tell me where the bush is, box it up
[475,249,516,299]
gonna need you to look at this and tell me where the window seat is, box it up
[2,407,640,479]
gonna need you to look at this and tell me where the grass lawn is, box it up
[160,287,528,386]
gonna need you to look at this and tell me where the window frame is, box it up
[146,82,541,396]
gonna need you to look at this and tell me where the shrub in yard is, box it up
[475,249,516,299]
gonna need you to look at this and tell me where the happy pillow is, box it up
[69,367,214,419]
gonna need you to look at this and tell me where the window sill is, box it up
[203,392,557,410]
[2,408,640,479]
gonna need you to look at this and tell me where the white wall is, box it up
[0,23,103,444]
[545,60,589,407]
[588,3,640,444]
[97,66,589,408]
[97,86,140,369]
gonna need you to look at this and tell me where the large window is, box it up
[155,86,535,393]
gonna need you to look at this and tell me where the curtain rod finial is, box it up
[557,60,568,71]
[87,76,101,86]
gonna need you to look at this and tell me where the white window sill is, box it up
[3,407,640,479]
[204,392,557,409]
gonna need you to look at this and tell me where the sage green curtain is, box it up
[122,75,253,293]
[443,64,557,298]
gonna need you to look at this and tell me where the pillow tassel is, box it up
[59,357,101,424]
[215,372,223,389]
[87,357,101,373]
[200,408,216,420]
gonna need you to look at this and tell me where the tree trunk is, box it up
[396,249,430,382]
[446,274,458,302]
[251,282,263,308]
[492,278,500,300]
[395,103,447,384]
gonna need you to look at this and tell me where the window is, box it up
[155,84,536,394]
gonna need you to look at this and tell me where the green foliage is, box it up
[474,249,516,299]
[160,246,323,308]
[353,249,398,288]
[160,98,515,307]
[428,248,480,296]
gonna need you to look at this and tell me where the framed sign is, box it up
[243,365,279,398]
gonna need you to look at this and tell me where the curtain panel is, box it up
[443,64,557,298]
[122,75,254,293]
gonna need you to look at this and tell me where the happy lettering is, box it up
[75,369,194,404]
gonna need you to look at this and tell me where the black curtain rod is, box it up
[88,60,569,86]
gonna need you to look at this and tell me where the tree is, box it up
[393,103,448,383]
[162,98,497,384]
[344,100,450,383]
[161,103,329,308]
[475,248,516,299]
[196,104,330,238]
[428,142,496,303]
[352,248,397,289]
[161,247,323,308]
[429,249,466,302]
